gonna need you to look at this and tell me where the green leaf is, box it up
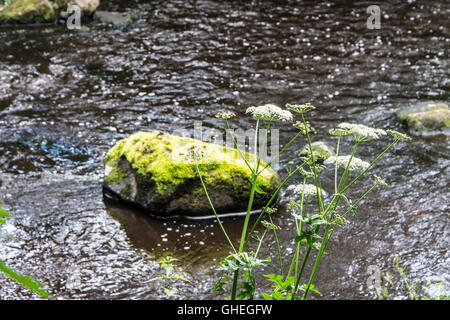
[0,203,10,225]
[174,274,192,284]
[0,261,51,299]
[212,274,228,293]
[262,292,274,300]
[272,290,284,300]
[251,178,269,195]
[264,274,283,285]
[254,184,267,194]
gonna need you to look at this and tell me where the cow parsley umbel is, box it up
[386,129,411,141]
[286,103,315,114]
[287,184,327,197]
[337,122,386,142]
[324,155,370,171]
[373,174,388,186]
[294,121,315,134]
[216,111,236,120]
[246,104,293,122]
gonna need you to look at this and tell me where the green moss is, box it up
[406,109,450,132]
[104,131,280,199]
[397,102,450,134]
[0,0,56,24]
[299,141,334,160]
[103,166,127,186]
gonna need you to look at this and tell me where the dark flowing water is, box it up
[0,0,449,299]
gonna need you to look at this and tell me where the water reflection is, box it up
[105,199,261,268]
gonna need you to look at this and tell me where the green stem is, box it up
[336,142,359,195]
[259,121,271,163]
[244,161,307,249]
[334,136,341,194]
[194,159,237,254]
[342,184,377,218]
[231,271,239,300]
[225,119,254,173]
[268,213,283,276]
[291,245,312,299]
[287,243,300,278]
[258,130,303,175]
[232,120,261,300]
[301,114,324,213]
[342,140,398,193]
[255,229,268,258]
[303,224,330,299]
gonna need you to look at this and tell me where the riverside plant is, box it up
[194,103,411,300]
[0,203,50,299]
[145,256,192,299]
[375,257,450,300]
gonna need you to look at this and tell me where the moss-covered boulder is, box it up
[0,0,99,24]
[397,102,450,136]
[68,0,99,16]
[299,141,334,160]
[103,131,281,217]
[0,0,56,24]
[93,10,133,28]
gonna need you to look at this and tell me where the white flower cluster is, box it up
[386,129,411,141]
[324,155,370,171]
[246,104,293,122]
[329,128,349,136]
[337,122,386,142]
[286,103,315,114]
[261,220,281,230]
[216,111,236,120]
[293,121,315,134]
[287,184,327,197]
[373,174,388,186]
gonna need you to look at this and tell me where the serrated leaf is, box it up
[272,290,284,300]
[264,274,283,284]
[262,292,273,300]
[254,184,267,194]
[174,274,191,284]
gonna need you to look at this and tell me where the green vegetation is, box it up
[0,203,51,299]
[105,131,279,195]
[145,256,191,298]
[0,0,56,24]
[196,103,411,300]
[375,257,449,300]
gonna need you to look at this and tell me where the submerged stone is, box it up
[93,10,133,28]
[396,102,450,136]
[298,141,334,160]
[103,131,281,217]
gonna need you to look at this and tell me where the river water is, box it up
[0,0,448,299]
